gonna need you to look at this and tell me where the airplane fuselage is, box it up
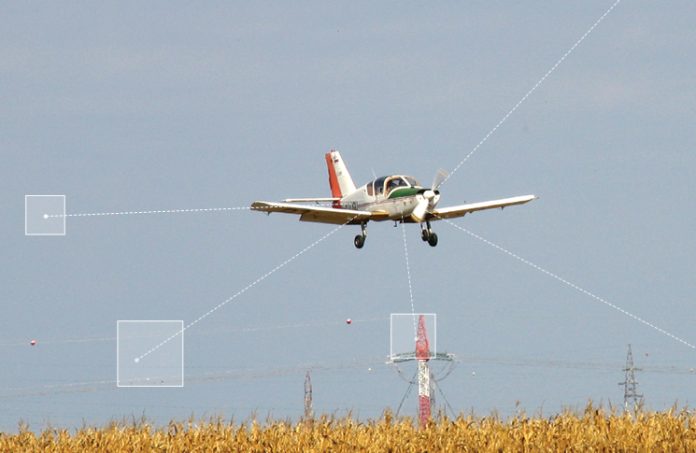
[340,175,440,222]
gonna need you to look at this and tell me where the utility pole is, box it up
[304,370,313,419]
[618,344,643,410]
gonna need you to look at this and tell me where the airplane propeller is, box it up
[412,169,448,222]
[431,169,448,191]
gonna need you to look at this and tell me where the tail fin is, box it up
[325,150,356,206]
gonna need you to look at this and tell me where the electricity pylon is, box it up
[618,344,643,411]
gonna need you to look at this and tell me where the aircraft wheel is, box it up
[427,232,438,247]
[421,229,430,242]
[354,235,366,249]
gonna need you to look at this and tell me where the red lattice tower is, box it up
[415,314,431,425]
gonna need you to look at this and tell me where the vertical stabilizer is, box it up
[325,150,357,206]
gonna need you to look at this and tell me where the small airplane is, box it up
[251,150,536,249]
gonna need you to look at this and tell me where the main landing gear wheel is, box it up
[354,223,368,249]
[420,222,438,247]
[427,232,438,247]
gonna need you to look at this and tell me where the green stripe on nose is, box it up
[387,187,421,199]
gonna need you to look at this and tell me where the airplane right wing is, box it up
[427,195,537,220]
[251,201,388,225]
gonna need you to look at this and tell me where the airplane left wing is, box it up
[427,195,537,221]
[251,201,387,225]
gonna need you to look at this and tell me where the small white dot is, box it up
[43,214,49,219]
[134,358,140,363]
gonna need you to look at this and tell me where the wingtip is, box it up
[250,201,272,210]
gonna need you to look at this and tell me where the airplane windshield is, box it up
[404,176,420,187]
[386,176,410,193]
[371,175,420,195]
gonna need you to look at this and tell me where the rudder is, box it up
[325,150,356,206]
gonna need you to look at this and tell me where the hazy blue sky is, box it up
[2,1,696,431]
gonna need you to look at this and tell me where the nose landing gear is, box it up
[420,221,438,247]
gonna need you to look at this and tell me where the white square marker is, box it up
[25,195,66,236]
[389,313,437,361]
[117,320,184,388]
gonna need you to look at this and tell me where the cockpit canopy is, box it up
[367,175,421,196]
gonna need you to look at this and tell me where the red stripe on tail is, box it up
[325,152,342,208]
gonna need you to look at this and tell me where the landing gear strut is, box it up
[354,223,367,249]
[420,221,438,247]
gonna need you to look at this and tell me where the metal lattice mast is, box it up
[304,371,313,419]
[415,315,432,425]
[390,315,455,422]
[618,344,643,410]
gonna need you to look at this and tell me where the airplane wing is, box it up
[427,195,537,221]
[282,197,340,203]
[251,201,388,225]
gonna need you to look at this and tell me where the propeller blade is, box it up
[411,197,430,223]
[431,169,448,190]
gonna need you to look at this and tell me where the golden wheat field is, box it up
[2,406,696,452]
